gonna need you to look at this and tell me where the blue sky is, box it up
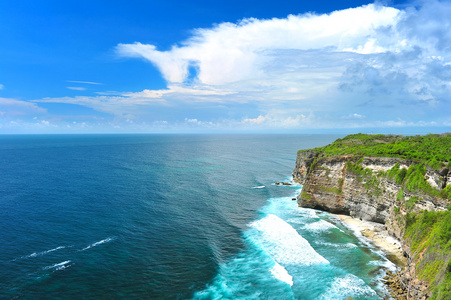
[0,0,450,133]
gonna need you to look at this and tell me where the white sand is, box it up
[336,214,406,266]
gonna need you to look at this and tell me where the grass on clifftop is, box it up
[299,133,451,170]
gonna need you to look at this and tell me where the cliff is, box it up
[293,134,451,299]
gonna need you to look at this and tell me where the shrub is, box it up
[397,188,404,202]
[396,167,407,184]
[406,196,420,210]
[388,163,400,178]
[311,134,451,171]
[442,185,451,201]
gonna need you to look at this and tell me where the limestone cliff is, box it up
[293,153,449,226]
[293,147,451,299]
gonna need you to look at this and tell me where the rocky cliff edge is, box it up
[293,150,450,299]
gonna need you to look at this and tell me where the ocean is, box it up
[0,134,396,299]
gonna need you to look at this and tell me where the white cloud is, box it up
[117,4,401,85]
[342,113,365,119]
[33,94,168,116]
[122,85,234,98]
[66,80,102,85]
[67,86,87,91]
[184,118,216,127]
[29,1,451,131]
[243,115,266,124]
[114,2,451,116]
[0,98,47,117]
[242,112,315,128]
[0,84,4,90]
[33,84,238,118]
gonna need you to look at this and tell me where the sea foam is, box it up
[303,219,342,233]
[81,237,114,251]
[270,262,293,286]
[317,242,358,249]
[249,214,329,266]
[18,246,66,260]
[318,274,376,299]
[44,260,72,271]
[192,246,295,300]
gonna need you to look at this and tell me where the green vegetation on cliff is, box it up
[301,133,451,201]
[344,157,450,201]
[386,162,451,201]
[345,159,384,197]
[299,133,451,170]
[405,210,451,299]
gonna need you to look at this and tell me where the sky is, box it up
[0,0,450,134]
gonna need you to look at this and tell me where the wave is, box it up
[252,186,265,189]
[249,214,329,266]
[318,274,376,299]
[44,260,72,271]
[303,219,343,233]
[368,259,397,271]
[192,245,295,299]
[317,242,358,249]
[81,237,114,251]
[270,262,293,286]
[16,246,66,260]
[193,214,308,299]
[193,199,391,299]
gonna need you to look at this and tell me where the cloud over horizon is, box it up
[114,1,451,129]
[3,1,451,132]
[117,4,403,85]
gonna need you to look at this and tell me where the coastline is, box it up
[335,214,407,267]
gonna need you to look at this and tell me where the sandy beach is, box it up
[336,214,407,267]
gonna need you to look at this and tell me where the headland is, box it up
[293,133,451,299]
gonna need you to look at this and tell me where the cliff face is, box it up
[293,152,448,227]
[293,151,450,298]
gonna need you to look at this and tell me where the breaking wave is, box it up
[252,186,265,189]
[44,260,72,271]
[248,214,329,266]
[270,262,293,286]
[303,219,343,233]
[81,237,114,251]
[17,246,67,260]
[318,274,377,299]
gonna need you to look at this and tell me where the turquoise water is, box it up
[0,134,395,299]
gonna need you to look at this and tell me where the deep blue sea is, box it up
[0,134,396,299]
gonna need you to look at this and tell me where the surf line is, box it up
[81,237,115,251]
[43,260,72,271]
[13,246,67,261]
[252,185,265,189]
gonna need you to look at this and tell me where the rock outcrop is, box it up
[293,152,448,225]
[293,151,450,299]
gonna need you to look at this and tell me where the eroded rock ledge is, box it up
[293,152,448,226]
